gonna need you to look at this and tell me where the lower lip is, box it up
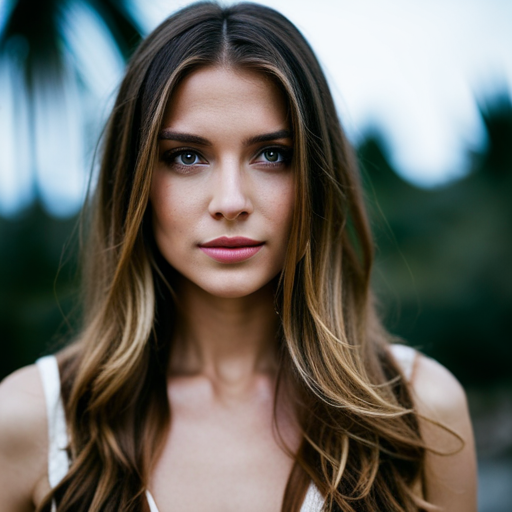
[199,245,263,263]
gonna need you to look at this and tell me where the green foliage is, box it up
[0,0,144,380]
[0,1,510,386]
[359,93,512,386]
[1,94,510,384]
[0,203,80,378]
[0,0,142,89]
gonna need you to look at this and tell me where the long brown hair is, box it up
[40,3,434,511]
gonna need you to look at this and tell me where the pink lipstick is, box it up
[199,236,264,263]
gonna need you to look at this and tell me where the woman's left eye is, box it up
[176,151,200,166]
[255,147,292,165]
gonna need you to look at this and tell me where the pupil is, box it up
[181,153,196,165]
[265,150,278,162]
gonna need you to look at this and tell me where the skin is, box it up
[0,66,477,512]
[149,66,299,512]
[413,356,478,510]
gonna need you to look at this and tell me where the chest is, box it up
[149,379,301,512]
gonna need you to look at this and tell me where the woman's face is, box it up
[150,66,295,299]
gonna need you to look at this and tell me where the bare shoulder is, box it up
[410,352,468,424]
[408,352,478,512]
[0,365,48,511]
[0,364,47,447]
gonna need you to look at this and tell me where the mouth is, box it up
[198,236,265,263]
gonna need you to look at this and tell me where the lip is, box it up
[200,236,264,248]
[199,236,264,263]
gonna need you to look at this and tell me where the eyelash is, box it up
[160,145,293,171]
[161,149,204,170]
[255,146,293,167]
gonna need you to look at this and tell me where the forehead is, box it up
[161,65,289,135]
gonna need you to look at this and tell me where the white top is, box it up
[389,343,417,382]
[36,344,415,512]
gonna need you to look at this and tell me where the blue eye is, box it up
[262,149,281,162]
[256,147,292,165]
[177,151,199,165]
[162,149,203,169]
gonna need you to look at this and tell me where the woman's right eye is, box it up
[162,149,204,170]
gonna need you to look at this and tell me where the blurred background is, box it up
[0,0,510,510]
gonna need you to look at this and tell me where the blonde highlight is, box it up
[38,3,455,511]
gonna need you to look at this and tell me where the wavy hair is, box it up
[40,3,435,511]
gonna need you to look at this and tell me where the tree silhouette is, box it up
[1,0,141,84]
[358,90,512,386]
[0,0,142,374]
[0,3,511,389]
[0,0,142,211]
[477,92,512,180]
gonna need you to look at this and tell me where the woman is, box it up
[0,2,477,511]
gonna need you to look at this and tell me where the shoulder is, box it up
[0,364,48,451]
[393,348,477,511]
[409,351,469,428]
[0,365,48,509]
[388,344,468,423]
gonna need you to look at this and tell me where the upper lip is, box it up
[199,236,264,248]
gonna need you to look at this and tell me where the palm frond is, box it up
[86,0,142,59]
[0,0,66,88]
[0,0,142,90]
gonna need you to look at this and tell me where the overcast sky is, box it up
[136,0,511,185]
[1,0,511,216]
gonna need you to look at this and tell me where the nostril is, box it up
[214,210,249,221]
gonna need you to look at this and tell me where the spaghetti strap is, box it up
[389,344,417,382]
[145,482,324,512]
[146,490,160,512]
[36,356,161,512]
[36,356,70,488]
[36,355,325,512]
[300,482,325,511]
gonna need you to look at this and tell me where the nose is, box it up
[208,159,253,221]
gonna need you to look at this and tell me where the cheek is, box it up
[260,174,295,234]
[150,172,197,250]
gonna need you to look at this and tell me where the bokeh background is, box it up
[0,0,511,510]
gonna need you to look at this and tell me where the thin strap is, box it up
[298,345,415,511]
[36,357,159,512]
[300,482,324,511]
[36,356,71,488]
[389,344,417,382]
[142,348,414,512]
[34,359,324,512]
[146,490,160,512]
[145,484,324,512]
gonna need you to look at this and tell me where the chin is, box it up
[205,287,259,299]
[195,276,273,299]
[172,265,279,300]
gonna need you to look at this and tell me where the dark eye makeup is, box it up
[255,146,293,166]
[160,145,293,172]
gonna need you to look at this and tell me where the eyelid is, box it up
[163,146,205,158]
[253,144,293,163]
[160,144,293,168]
[161,147,208,165]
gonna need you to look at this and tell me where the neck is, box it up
[169,276,281,389]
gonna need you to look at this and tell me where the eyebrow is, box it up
[244,129,293,145]
[157,129,293,146]
[158,130,211,145]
